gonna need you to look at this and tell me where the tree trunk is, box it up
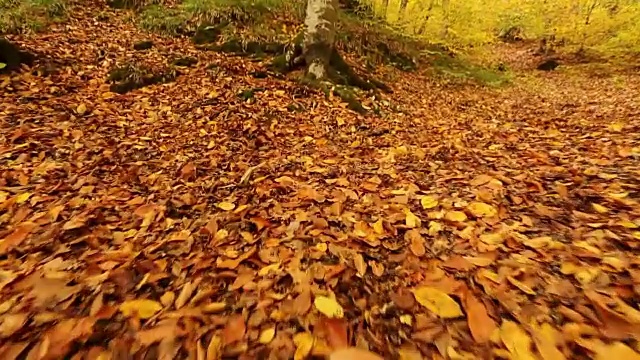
[302,0,338,80]
[398,0,409,20]
[381,0,389,18]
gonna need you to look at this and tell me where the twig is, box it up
[239,161,266,186]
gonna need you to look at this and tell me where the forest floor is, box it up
[2,1,640,360]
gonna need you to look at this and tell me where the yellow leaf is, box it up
[259,327,276,344]
[202,302,227,313]
[444,211,467,222]
[412,286,463,319]
[466,202,497,218]
[405,210,421,228]
[595,342,640,360]
[479,232,505,245]
[592,203,609,214]
[531,322,566,360]
[15,192,32,204]
[399,314,413,326]
[618,220,638,229]
[119,299,162,319]
[609,191,628,199]
[206,334,222,360]
[420,196,439,209]
[500,321,537,360]
[609,122,624,132]
[634,232,640,240]
[294,332,315,360]
[313,296,344,319]
[575,267,599,285]
[372,219,384,234]
[523,236,554,249]
[258,262,280,276]
[217,202,235,211]
[76,103,87,115]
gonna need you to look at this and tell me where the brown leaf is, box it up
[136,323,181,346]
[222,314,245,346]
[180,162,196,180]
[405,229,426,257]
[293,289,312,316]
[174,281,195,309]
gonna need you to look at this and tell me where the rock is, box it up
[133,40,153,51]
[0,38,35,73]
[172,56,198,67]
[537,58,560,71]
[192,24,222,45]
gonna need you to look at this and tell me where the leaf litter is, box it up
[1,1,640,359]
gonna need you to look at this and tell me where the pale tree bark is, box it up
[303,0,339,80]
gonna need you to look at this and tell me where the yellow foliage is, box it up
[361,0,640,54]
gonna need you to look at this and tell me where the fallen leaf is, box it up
[329,347,384,360]
[594,342,640,360]
[76,103,87,115]
[314,296,344,319]
[217,201,236,211]
[592,203,609,214]
[463,292,496,343]
[259,327,276,344]
[294,332,315,360]
[406,229,426,256]
[444,211,467,222]
[500,320,537,360]
[222,314,245,345]
[206,334,222,360]
[405,209,421,228]
[119,299,162,319]
[420,196,439,209]
[412,286,463,319]
[0,222,37,254]
[466,202,497,218]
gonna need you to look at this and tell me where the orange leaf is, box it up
[318,317,349,350]
[463,292,496,343]
[222,314,245,345]
[0,222,37,254]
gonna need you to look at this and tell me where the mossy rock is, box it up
[107,64,179,94]
[0,38,35,73]
[192,24,224,45]
[133,40,153,51]
[172,56,198,67]
[333,85,365,113]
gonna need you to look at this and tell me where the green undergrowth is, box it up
[137,0,300,38]
[425,49,512,87]
[0,0,66,34]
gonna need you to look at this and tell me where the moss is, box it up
[333,85,365,113]
[138,5,189,35]
[192,23,225,44]
[0,0,66,34]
